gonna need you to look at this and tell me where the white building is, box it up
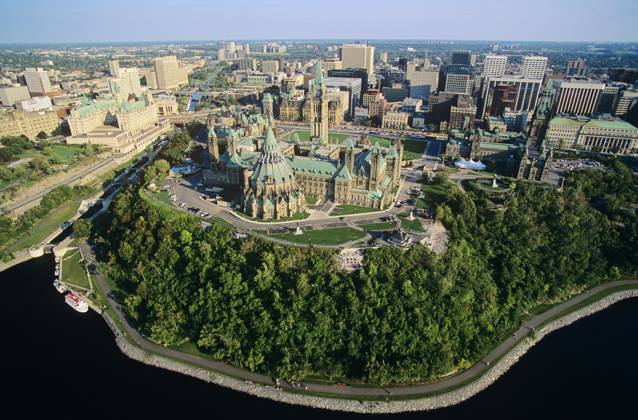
[483,55,508,78]
[0,86,31,106]
[555,81,605,116]
[521,56,548,80]
[24,67,53,95]
[16,96,53,112]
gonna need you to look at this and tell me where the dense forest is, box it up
[92,161,637,385]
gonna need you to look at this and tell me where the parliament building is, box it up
[202,63,403,220]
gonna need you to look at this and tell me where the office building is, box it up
[237,57,257,71]
[262,60,280,74]
[483,55,508,78]
[341,44,375,76]
[503,109,529,132]
[381,87,410,103]
[480,77,542,118]
[406,63,438,99]
[328,68,368,97]
[380,52,388,64]
[399,98,423,115]
[109,67,142,100]
[16,96,53,112]
[445,73,472,95]
[153,56,188,90]
[324,77,362,117]
[0,110,59,139]
[566,58,588,77]
[141,68,158,89]
[555,81,605,115]
[382,111,409,129]
[449,104,477,130]
[108,59,120,76]
[0,86,31,106]
[613,90,638,117]
[24,67,53,95]
[323,57,342,72]
[545,116,638,154]
[451,50,475,66]
[521,56,548,80]
[599,85,620,114]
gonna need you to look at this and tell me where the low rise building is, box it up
[0,109,59,139]
[545,116,638,154]
[382,111,409,129]
[0,86,31,106]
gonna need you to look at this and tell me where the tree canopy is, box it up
[92,160,637,385]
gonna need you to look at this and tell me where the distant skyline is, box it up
[1,0,637,44]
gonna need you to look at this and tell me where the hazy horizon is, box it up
[1,0,637,44]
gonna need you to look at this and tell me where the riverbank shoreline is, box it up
[100,288,638,414]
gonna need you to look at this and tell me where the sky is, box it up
[0,0,637,44]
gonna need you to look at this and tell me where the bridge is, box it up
[164,111,211,125]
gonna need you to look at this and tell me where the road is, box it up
[79,237,638,399]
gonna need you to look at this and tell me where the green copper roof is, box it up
[251,126,296,186]
[314,60,324,90]
[583,119,638,131]
[289,157,345,178]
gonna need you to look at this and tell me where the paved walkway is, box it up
[80,238,638,400]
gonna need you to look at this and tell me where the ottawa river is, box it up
[3,255,637,419]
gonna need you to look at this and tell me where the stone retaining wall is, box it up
[103,290,638,414]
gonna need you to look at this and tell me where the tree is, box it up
[72,219,92,240]
[37,131,48,140]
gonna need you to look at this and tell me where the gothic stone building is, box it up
[203,126,403,220]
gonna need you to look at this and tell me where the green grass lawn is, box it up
[7,199,82,253]
[416,182,452,210]
[153,190,173,206]
[359,221,395,231]
[272,226,366,245]
[330,204,377,216]
[398,213,425,232]
[367,135,392,147]
[402,139,427,160]
[305,195,319,205]
[284,130,350,144]
[61,249,90,289]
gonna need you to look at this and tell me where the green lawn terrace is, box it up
[6,199,83,253]
[270,226,366,246]
[330,204,379,216]
[281,129,350,145]
[60,249,92,291]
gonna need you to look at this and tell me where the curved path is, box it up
[79,238,637,401]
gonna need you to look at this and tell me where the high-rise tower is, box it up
[308,61,329,144]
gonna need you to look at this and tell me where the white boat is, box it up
[54,280,66,294]
[54,270,60,276]
[65,292,88,313]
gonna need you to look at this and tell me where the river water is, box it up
[2,255,636,419]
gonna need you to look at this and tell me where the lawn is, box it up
[271,226,366,245]
[305,195,319,205]
[402,139,428,160]
[284,130,350,144]
[235,208,310,223]
[416,182,452,210]
[61,249,90,290]
[7,199,82,253]
[398,213,425,232]
[359,221,395,231]
[367,135,392,147]
[153,190,173,206]
[330,204,377,216]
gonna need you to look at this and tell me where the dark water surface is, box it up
[2,255,636,419]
